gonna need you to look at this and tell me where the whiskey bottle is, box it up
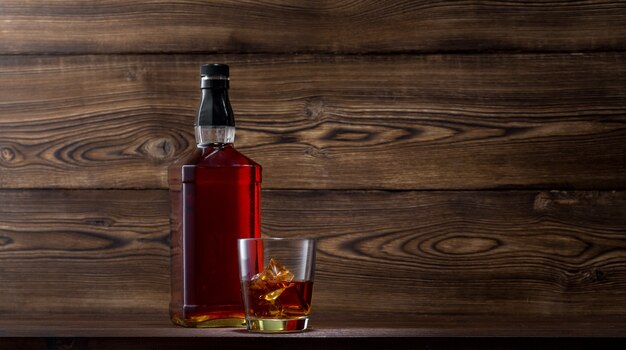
[168,64,262,327]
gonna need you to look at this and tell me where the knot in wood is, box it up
[304,97,325,121]
[583,269,607,283]
[85,218,113,227]
[533,192,552,212]
[0,146,16,163]
[142,137,175,161]
[126,70,138,81]
[593,269,607,282]
[434,236,500,255]
[304,146,327,158]
[324,127,373,142]
[0,235,14,246]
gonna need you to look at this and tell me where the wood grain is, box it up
[1,54,625,190]
[0,190,170,315]
[0,1,625,54]
[268,190,626,319]
[1,189,625,322]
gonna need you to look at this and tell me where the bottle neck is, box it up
[196,84,235,146]
[195,125,235,146]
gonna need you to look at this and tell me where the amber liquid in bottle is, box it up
[169,64,261,327]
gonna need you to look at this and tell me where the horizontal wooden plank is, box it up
[0,190,170,315]
[1,54,625,190]
[1,189,625,323]
[1,1,625,54]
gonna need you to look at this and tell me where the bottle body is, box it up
[169,145,261,327]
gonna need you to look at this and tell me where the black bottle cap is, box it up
[201,63,229,77]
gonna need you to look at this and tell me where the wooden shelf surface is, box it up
[1,315,625,349]
[2,314,626,338]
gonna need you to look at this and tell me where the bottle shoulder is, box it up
[172,146,261,168]
[168,146,261,185]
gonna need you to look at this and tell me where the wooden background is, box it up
[0,1,625,327]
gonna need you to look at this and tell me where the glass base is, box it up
[246,317,309,333]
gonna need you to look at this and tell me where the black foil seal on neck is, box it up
[197,64,234,127]
[201,63,229,77]
[201,63,230,89]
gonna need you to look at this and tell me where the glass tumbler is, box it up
[238,238,316,332]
